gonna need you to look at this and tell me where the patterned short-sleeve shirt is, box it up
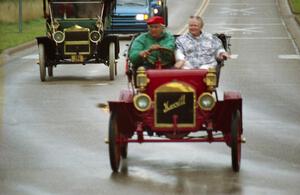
[175,32,225,68]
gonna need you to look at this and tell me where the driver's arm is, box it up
[128,35,147,68]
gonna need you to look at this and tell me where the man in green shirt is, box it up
[128,16,175,69]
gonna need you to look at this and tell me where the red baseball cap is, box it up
[147,16,165,25]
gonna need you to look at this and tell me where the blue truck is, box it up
[108,0,168,34]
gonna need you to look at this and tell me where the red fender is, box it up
[224,91,242,100]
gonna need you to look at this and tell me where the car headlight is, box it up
[136,14,148,21]
[53,31,65,43]
[89,31,101,43]
[133,93,152,112]
[198,92,216,111]
[136,67,149,91]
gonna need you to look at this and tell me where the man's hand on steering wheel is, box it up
[139,44,161,59]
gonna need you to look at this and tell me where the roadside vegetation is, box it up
[289,0,300,24]
[0,0,44,53]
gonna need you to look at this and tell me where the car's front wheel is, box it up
[38,44,46,81]
[109,42,116,80]
[109,112,121,172]
[231,109,242,172]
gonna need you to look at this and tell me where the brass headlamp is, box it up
[203,68,217,91]
[136,67,149,91]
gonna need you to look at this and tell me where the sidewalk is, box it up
[0,40,36,66]
[279,0,300,52]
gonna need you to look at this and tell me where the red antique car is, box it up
[106,34,245,172]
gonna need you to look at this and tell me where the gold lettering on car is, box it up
[163,95,186,113]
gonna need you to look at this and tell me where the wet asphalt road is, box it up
[1,0,300,194]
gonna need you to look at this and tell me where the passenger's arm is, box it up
[174,49,185,69]
[213,36,230,61]
[174,38,186,69]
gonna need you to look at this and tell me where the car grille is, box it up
[155,92,195,128]
[64,29,90,55]
[65,45,89,53]
[65,31,89,41]
[110,15,147,33]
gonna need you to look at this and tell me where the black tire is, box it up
[231,110,241,172]
[38,44,46,81]
[48,65,53,77]
[108,112,121,172]
[121,143,128,159]
[109,42,115,80]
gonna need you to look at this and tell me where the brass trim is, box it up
[197,92,216,111]
[136,67,149,91]
[64,25,89,31]
[133,93,152,112]
[65,41,89,45]
[154,81,196,128]
[71,55,85,63]
[64,44,90,55]
[203,67,217,91]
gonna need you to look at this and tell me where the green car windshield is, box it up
[50,1,104,19]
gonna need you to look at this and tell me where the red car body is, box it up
[107,33,244,173]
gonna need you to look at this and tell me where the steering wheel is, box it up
[145,47,175,68]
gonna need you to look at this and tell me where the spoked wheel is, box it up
[48,65,53,77]
[109,112,122,172]
[38,44,46,81]
[231,110,242,172]
[109,42,116,80]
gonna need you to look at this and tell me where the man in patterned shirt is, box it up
[175,16,230,69]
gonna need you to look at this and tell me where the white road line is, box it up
[22,54,38,59]
[278,55,300,60]
[206,23,282,26]
[205,17,283,19]
[219,26,263,34]
[230,54,239,59]
[220,7,256,15]
[209,3,276,6]
[231,37,290,40]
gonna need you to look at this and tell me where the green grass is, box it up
[289,0,300,13]
[0,19,45,53]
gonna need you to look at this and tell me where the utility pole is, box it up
[19,0,22,33]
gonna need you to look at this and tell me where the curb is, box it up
[278,0,300,51]
[0,40,36,66]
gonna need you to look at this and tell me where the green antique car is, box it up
[36,0,120,81]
